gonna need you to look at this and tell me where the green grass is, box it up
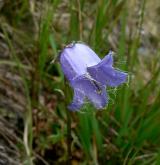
[0,0,160,164]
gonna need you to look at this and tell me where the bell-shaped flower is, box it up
[60,43,127,111]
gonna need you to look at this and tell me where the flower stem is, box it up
[66,107,72,164]
[64,79,72,164]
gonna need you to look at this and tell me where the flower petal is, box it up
[71,75,108,109]
[68,89,85,111]
[87,53,127,87]
[99,51,113,66]
[60,43,101,81]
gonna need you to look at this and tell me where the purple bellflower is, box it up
[60,43,127,111]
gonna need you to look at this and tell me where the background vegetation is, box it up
[0,0,160,164]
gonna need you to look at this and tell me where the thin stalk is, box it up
[64,79,72,164]
[66,106,72,164]
[77,0,83,40]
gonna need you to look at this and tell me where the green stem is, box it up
[64,79,72,164]
[66,107,72,164]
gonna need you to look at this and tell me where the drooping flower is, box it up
[59,43,127,111]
